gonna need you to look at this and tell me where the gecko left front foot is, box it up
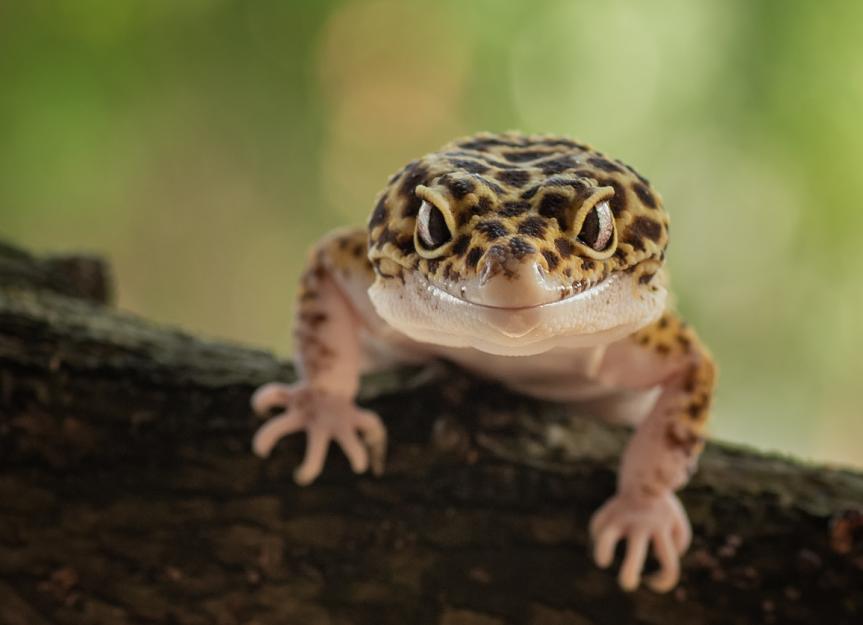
[251,382,387,485]
[590,490,691,592]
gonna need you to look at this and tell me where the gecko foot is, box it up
[251,382,387,485]
[589,490,691,592]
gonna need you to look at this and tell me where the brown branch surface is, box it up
[0,241,861,625]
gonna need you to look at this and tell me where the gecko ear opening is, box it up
[414,186,456,258]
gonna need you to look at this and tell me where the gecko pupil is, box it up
[424,205,451,248]
[578,208,601,248]
[576,201,613,251]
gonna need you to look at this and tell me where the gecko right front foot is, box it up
[251,382,387,485]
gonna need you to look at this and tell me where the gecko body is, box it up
[252,132,716,592]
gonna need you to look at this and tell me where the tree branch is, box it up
[0,240,861,625]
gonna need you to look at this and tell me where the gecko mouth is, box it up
[438,275,612,311]
[368,269,666,356]
[422,273,617,339]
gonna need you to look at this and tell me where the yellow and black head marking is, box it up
[367,131,669,292]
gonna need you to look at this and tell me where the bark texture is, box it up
[0,240,861,625]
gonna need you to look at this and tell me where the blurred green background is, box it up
[1,0,861,467]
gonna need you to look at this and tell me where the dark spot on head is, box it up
[538,192,570,230]
[476,220,510,241]
[458,195,494,227]
[633,182,658,209]
[500,200,530,217]
[466,246,484,269]
[627,216,663,244]
[638,271,656,285]
[544,176,587,189]
[554,237,574,258]
[351,242,365,258]
[397,236,415,256]
[426,258,440,274]
[503,150,547,162]
[446,176,476,199]
[588,157,625,174]
[658,316,669,328]
[450,158,489,174]
[472,155,520,170]
[677,334,692,352]
[471,174,505,195]
[520,185,540,200]
[581,258,596,271]
[509,237,536,259]
[539,156,576,175]
[442,262,454,282]
[517,215,547,238]
[459,136,524,150]
[374,226,397,249]
[656,343,671,356]
[451,234,471,257]
[369,196,388,228]
[495,169,531,188]
[541,249,560,270]
[399,162,429,217]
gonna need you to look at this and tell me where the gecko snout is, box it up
[470,242,564,310]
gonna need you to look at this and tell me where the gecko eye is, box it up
[577,201,613,251]
[417,200,452,250]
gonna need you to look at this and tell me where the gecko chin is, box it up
[368,270,668,357]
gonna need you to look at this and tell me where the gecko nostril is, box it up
[479,244,518,285]
[479,254,504,286]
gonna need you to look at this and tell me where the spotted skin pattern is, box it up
[367,132,667,292]
[251,132,717,593]
[633,312,716,437]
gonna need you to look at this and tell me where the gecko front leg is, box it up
[591,311,716,592]
[252,230,387,485]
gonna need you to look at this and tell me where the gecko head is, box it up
[366,132,669,356]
